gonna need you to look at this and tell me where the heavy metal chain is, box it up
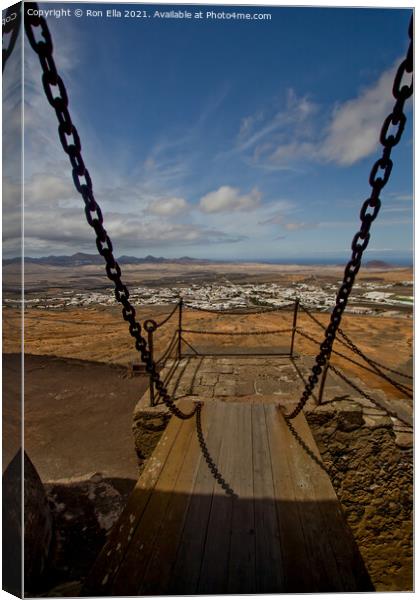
[195,403,236,497]
[287,17,413,420]
[183,302,295,315]
[337,326,413,382]
[300,303,413,389]
[24,3,196,422]
[2,3,21,72]
[296,328,412,397]
[329,364,412,429]
[182,327,292,336]
[296,328,413,427]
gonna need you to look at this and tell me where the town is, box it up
[6,279,413,315]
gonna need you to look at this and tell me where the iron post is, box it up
[144,319,157,407]
[290,298,299,357]
[318,359,330,405]
[178,297,183,358]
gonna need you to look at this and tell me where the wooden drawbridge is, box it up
[84,398,373,595]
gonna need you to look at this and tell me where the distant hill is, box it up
[3,253,215,267]
[364,260,395,269]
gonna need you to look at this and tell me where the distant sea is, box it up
[239,255,413,267]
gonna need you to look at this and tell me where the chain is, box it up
[182,328,292,336]
[24,4,196,422]
[296,328,412,397]
[155,331,178,366]
[2,3,21,72]
[299,304,413,388]
[152,301,180,329]
[195,403,236,497]
[183,302,295,315]
[282,415,329,475]
[329,364,412,429]
[337,327,413,381]
[286,17,413,420]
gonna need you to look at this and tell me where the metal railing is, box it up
[144,297,301,406]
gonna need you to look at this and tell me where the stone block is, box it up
[395,432,413,450]
[214,384,236,396]
[363,415,393,430]
[199,373,219,386]
[336,407,364,432]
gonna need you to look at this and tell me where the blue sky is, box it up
[9,2,413,262]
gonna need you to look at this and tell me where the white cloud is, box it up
[199,186,261,214]
[147,197,188,216]
[284,221,319,231]
[260,208,318,232]
[25,174,77,204]
[320,63,398,165]
[235,89,318,160]
[235,60,410,169]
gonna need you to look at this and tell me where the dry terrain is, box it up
[2,262,413,595]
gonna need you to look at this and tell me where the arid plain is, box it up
[2,259,413,594]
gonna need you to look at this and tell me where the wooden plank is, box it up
[275,410,344,592]
[252,402,285,592]
[196,403,237,594]
[167,401,227,595]
[138,402,213,595]
[264,403,316,592]
[82,410,185,595]
[292,414,373,591]
[227,403,256,593]
[111,401,197,596]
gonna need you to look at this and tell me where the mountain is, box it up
[364,260,395,269]
[3,253,214,267]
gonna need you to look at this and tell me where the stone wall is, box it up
[307,405,413,592]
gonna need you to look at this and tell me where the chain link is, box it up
[183,328,292,336]
[23,4,413,423]
[329,364,412,428]
[299,303,413,383]
[195,403,236,497]
[2,4,21,73]
[24,3,196,422]
[183,302,295,315]
[286,16,413,419]
[336,327,413,395]
[296,328,413,397]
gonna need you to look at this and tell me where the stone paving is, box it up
[162,355,306,405]
[134,354,412,452]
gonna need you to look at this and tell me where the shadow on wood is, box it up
[83,400,373,595]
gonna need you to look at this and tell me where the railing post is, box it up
[290,297,299,357]
[148,328,155,406]
[318,359,330,405]
[178,297,183,359]
[144,319,157,407]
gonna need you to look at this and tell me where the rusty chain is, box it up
[23,4,412,423]
[195,403,236,497]
[24,4,196,421]
[329,364,412,429]
[301,303,412,380]
[2,3,21,73]
[183,302,295,315]
[337,326,413,381]
[287,16,413,419]
[183,327,292,336]
[153,301,181,329]
[299,303,413,386]
[295,328,413,397]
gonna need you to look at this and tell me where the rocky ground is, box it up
[3,298,413,595]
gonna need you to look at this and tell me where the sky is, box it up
[3,1,414,263]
